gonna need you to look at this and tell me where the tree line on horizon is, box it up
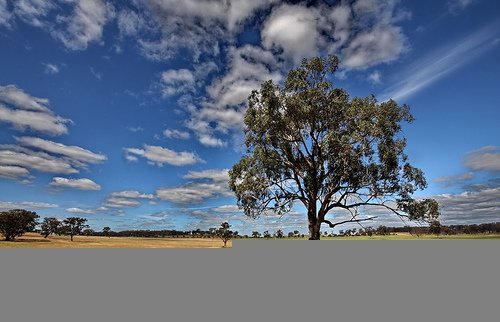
[1,209,498,242]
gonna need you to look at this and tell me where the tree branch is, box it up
[322,216,377,229]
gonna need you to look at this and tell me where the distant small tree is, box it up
[61,217,88,241]
[376,225,389,236]
[40,217,61,238]
[275,229,284,238]
[263,230,271,239]
[216,222,233,247]
[288,231,295,238]
[0,209,39,241]
[83,228,95,236]
[209,227,217,239]
[102,226,111,238]
[293,230,300,237]
[252,231,261,238]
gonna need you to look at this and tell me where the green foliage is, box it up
[229,55,439,240]
[215,222,233,247]
[40,217,62,238]
[103,226,111,238]
[0,209,39,241]
[61,217,88,241]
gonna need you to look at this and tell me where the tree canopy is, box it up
[61,217,88,241]
[0,209,39,241]
[229,55,439,240]
[216,222,233,247]
[40,217,62,238]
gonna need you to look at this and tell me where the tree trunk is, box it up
[308,221,321,240]
[70,234,74,241]
[308,204,321,240]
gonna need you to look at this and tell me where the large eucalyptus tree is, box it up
[229,55,439,240]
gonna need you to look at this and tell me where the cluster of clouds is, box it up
[124,145,203,166]
[0,0,417,148]
[101,169,232,209]
[59,169,235,229]
[433,146,500,224]
[0,84,105,189]
[154,0,413,148]
[0,85,70,135]
[1,0,114,50]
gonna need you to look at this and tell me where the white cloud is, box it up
[183,169,229,182]
[104,190,154,208]
[0,145,79,174]
[163,129,190,140]
[105,197,140,208]
[198,134,227,148]
[66,207,96,214]
[16,136,107,165]
[342,25,407,69]
[13,0,55,28]
[434,172,475,185]
[125,154,138,162]
[117,9,149,37]
[125,145,204,167]
[156,182,231,204]
[212,205,242,213]
[52,0,115,50]
[262,4,322,64]
[0,85,71,135]
[156,168,232,204]
[90,67,102,80]
[0,165,30,180]
[49,177,101,191]
[0,0,11,27]
[127,126,144,132]
[187,45,281,146]
[380,21,499,101]
[328,4,352,48]
[464,146,500,172]
[367,70,382,84]
[160,69,195,97]
[132,0,276,61]
[0,104,70,135]
[43,63,60,75]
[0,85,51,112]
[435,187,500,224]
[227,0,277,31]
[136,1,225,61]
[109,191,154,200]
[447,0,474,13]
[0,200,58,210]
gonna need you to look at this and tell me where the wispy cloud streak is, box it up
[380,20,500,102]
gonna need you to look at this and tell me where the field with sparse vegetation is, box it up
[0,233,231,248]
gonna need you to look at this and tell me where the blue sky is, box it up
[0,0,499,234]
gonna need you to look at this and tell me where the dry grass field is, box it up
[1,233,498,248]
[0,233,231,248]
